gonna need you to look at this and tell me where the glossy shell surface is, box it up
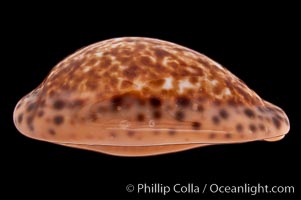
[13,37,290,156]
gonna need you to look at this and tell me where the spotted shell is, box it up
[13,37,290,156]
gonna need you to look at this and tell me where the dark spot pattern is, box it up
[53,100,65,110]
[48,129,56,135]
[18,114,23,124]
[176,96,190,107]
[54,115,64,125]
[197,105,204,112]
[89,113,98,121]
[272,117,281,129]
[152,110,161,119]
[27,116,34,131]
[212,116,220,125]
[37,110,44,117]
[175,111,185,121]
[259,123,265,131]
[111,96,123,110]
[137,113,145,122]
[149,97,162,108]
[244,108,255,118]
[236,123,243,132]
[249,124,257,132]
[191,122,201,130]
[27,102,37,112]
[219,109,229,119]
[168,129,176,135]
[225,133,232,139]
[209,133,216,139]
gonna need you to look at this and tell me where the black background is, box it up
[2,3,299,199]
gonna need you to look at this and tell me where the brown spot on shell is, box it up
[176,96,191,108]
[149,97,162,108]
[191,122,201,130]
[212,116,220,125]
[89,113,98,122]
[18,113,23,124]
[27,116,34,131]
[197,105,204,112]
[249,124,257,133]
[136,113,145,122]
[152,110,162,119]
[37,110,44,117]
[48,129,56,135]
[259,123,265,131]
[26,102,37,112]
[53,100,65,110]
[219,109,229,119]
[175,111,185,121]
[244,108,255,119]
[272,117,281,129]
[168,129,176,135]
[111,95,123,110]
[53,115,64,125]
[236,123,243,132]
